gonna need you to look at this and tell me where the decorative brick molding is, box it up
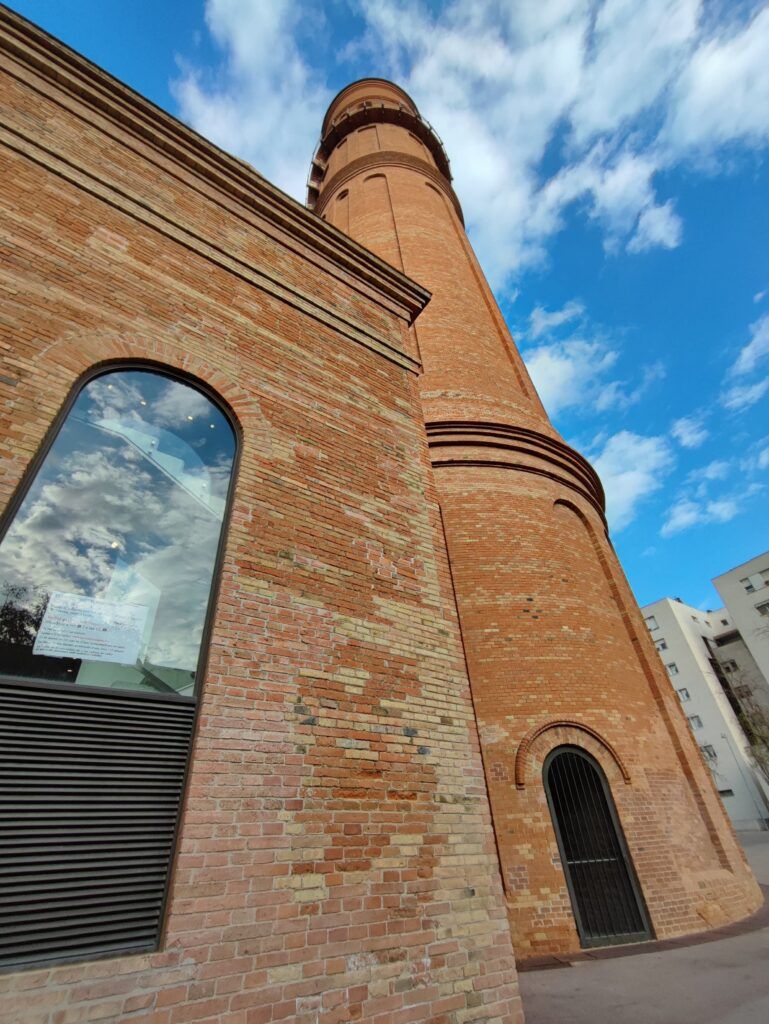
[0,6,429,341]
[314,151,464,224]
[308,78,458,216]
[427,421,607,522]
[514,719,631,789]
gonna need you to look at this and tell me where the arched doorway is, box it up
[544,746,653,948]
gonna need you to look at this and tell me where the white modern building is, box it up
[713,553,769,695]
[641,596,769,830]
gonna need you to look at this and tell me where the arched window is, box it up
[0,366,237,969]
[544,746,653,948]
[0,366,236,696]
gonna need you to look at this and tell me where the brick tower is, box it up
[308,80,762,957]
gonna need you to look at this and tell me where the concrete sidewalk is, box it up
[518,831,769,1024]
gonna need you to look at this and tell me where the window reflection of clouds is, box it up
[0,369,235,697]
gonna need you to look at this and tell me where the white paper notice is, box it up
[33,592,149,665]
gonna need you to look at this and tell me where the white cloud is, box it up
[720,314,769,412]
[534,146,679,257]
[661,495,740,537]
[570,0,700,145]
[591,430,675,531]
[660,498,702,535]
[523,337,616,416]
[730,312,769,377]
[707,497,740,522]
[173,0,330,200]
[522,303,665,418]
[528,300,585,339]
[660,444,764,536]
[152,380,215,428]
[627,200,683,252]
[671,413,709,448]
[594,361,666,412]
[684,457,731,499]
[721,375,769,412]
[663,6,769,155]
[686,458,729,483]
[0,445,226,672]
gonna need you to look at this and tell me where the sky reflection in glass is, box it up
[0,369,236,696]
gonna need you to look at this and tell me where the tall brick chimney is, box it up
[309,80,761,957]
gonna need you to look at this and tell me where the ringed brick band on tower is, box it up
[309,78,762,957]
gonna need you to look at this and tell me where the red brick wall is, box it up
[0,14,523,1024]
[313,79,762,959]
[437,474,759,956]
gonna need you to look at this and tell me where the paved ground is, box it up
[519,831,769,1024]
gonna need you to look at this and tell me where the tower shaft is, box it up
[310,80,759,957]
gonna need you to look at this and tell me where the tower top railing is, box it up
[306,83,453,211]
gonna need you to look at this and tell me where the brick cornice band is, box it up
[0,6,429,328]
[426,421,607,522]
[313,151,465,225]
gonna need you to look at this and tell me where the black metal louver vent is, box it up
[0,681,195,970]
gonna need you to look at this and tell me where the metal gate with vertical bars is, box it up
[545,746,653,948]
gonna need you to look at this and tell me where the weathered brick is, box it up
[0,16,521,1024]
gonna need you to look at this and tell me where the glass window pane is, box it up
[0,369,236,697]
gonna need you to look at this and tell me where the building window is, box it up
[718,789,734,797]
[720,619,729,626]
[0,367,236,696]
[701,744,717,759]
[742,572,769,593]
[655,638,668,651]
[677,687,690,701]
[756,601,769,617]
[644,615,658,631]
[687,715,703,729]
[0,366,238,969]
[721,660,738,673]
[666,662,679,676]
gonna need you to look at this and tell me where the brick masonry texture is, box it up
[0,7,762,1021]
[312,79,762,960]
[0,13,523,1024]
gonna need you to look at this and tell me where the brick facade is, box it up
[310,79,762,959]
[0,12,522,1024]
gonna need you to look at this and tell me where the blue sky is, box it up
[9,0,768,610]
